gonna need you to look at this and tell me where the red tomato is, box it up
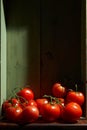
[51,98,64,107]
[21,105,39,123]
[2,100,12,114]
[2,98,20,113]
[58,98,64,103]
[51,97,64,119]
[52,83,66,98]
[42,103,60,122]
[17,87,34,102]
[21,99,37,109]
[10,98,21,107]
[35,98,48,115]
[57,103,64,119]
[5,106,23,123]
[65,91,85,106]
[26,99,37,106]
[62,102,82,123]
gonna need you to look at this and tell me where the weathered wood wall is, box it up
[0,0,6,107]
[4,0,40,98]
[2,0,85,99]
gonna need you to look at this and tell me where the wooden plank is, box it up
[81,0,86,117]
[86,0,87,118]
[0,119,87,130]
[40,0,82,96]
[0,0,7,112]
[6,0,40,99]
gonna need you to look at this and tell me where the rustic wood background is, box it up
[3,0,85,100]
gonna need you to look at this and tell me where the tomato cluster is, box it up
[52,83,85,123]
[1,83,85,124]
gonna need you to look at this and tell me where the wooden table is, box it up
[0,118,87,130]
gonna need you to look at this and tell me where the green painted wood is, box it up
[0,0,7,111]
[5,0,40,98]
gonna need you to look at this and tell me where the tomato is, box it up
[21,99,37,109]
[10,98,19,104]
[65,91,85,106]
[62,102,82,123]
[26,99,37,106]
[2,98,20,114]
[51,97,64,120]
[52,83,66,98]
[21,105,39,123]
[58,103,64,120]
[58,98,64,103]
[17,87,34,102]
[35,98,48,115]
[42,103,60,122]
[5,106,23,123]
[2,100,12,114]
[10,98,21,107]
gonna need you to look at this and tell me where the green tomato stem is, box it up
[43,95,60,104]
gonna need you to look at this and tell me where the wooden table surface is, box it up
[0,117,87,130]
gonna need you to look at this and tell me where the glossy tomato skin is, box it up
[21,105,39,123]
[17,87,34,102]
[2,98,20,114]
[11,98,20,105]
[58,104,64,119]
[26,99,37,107]
[66,91,85,106]
[5,106,23,123]
[21,99,37,109]
[52,83,66,98]
[35,98,48,115]
[42,103,60,122]
[62,102,82,123]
